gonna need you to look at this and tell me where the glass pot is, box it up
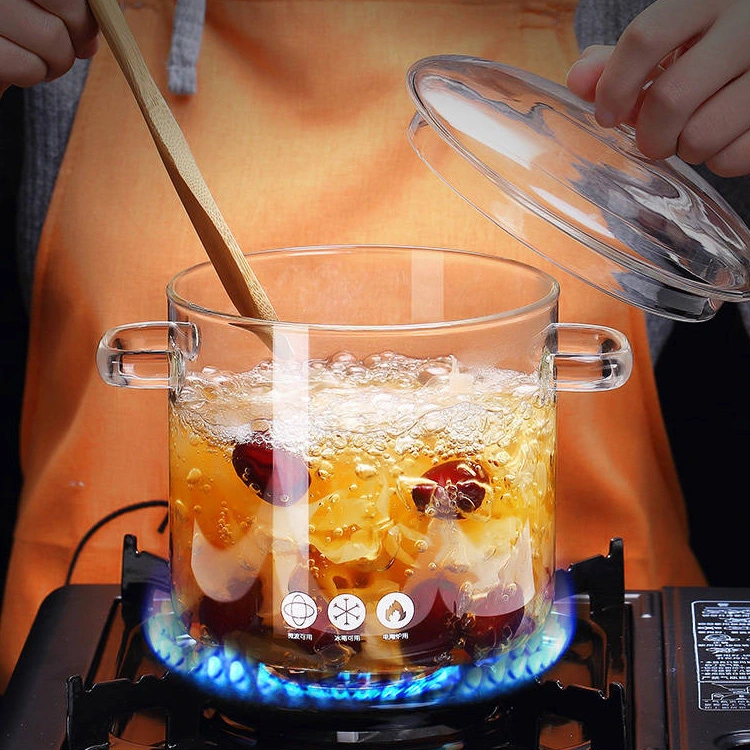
[97,245,632,710]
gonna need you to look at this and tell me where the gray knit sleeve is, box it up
[17,0,203,310]
[574,0,654,50]
[16,58,90,311]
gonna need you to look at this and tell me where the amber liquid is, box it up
[169,352,556,680]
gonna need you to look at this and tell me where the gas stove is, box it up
[1,536,749,750]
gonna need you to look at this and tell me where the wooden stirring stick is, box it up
[87,0,278,323]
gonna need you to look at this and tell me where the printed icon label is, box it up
[327,594,367,631]
[376,592,415,629]
[281,591,318,630]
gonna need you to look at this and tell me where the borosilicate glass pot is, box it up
[97,245,632,710]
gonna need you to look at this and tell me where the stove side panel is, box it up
[662,586,750,750]
[627,591,668,750]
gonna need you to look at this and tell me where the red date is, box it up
[463,585,525,660]
[411,460,489,519]
[401,579,462,665]
[232,435,310,506]
[401,578,525,665]
[198,577,265,641]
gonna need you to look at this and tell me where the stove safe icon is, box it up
[376,592,415,629]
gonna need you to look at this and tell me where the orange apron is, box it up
[0,0,705,689]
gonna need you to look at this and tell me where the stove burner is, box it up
[61,537,630,749]
[142,585,574,711]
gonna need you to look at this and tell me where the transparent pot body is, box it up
[98,245,632,700]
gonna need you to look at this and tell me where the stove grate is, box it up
[63,537,630,750]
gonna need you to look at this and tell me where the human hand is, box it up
[566,0,750,177]
[0,0,99,97]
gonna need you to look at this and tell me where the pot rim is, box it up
[166,244,561,332]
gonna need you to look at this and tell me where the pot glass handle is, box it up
[96,321,199,390]
[548,323,633,392]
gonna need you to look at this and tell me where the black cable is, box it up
[65,499,168,585]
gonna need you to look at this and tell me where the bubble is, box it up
[355,463,377,479]
[317,460,334,480]
[185,467,203,487]
[328,351,359,366]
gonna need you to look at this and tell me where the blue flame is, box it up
[143,589,575,711]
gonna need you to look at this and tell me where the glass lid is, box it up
[406,54,750,322]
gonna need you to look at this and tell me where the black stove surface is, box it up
[1,537,749,750]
